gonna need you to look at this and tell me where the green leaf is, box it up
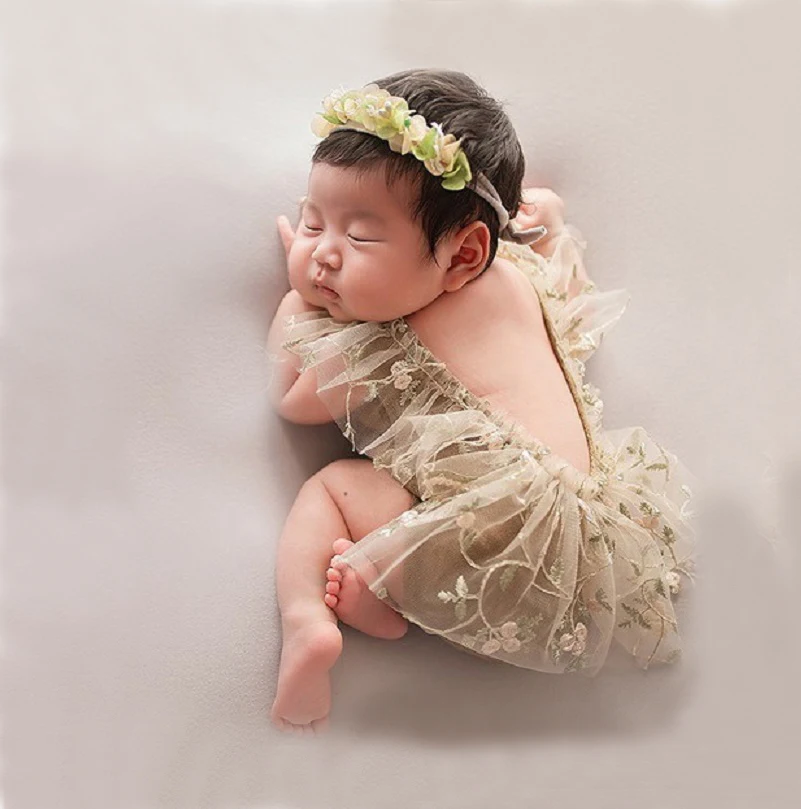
[498,566,516,592]
[411,127,437,160]
[595,587,614,613]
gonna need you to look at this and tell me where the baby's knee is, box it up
[315,457,374,487]
[315,457,417,533]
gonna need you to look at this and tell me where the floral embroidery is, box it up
[437,574,471,620]
[665,570,681,595]
[585,587,614,614]
[558,622,588,656]
[549,616,590,670]
[456,511,476,529]
[481,622,524,654]
[460,613,544,656]
[390,360,413,390]
[635,513,660,531]
[277,229,695,676]
[399,508,419,524]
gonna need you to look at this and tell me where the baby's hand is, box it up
[513,187,566,256]
[277,215,296,264]
[277,196,307,266]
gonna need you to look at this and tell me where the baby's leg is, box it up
[271,458,415,733]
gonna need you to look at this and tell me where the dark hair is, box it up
[311,68,526,274]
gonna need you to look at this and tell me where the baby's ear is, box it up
[441,222,490,291]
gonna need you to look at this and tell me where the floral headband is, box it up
[310,83,548,246]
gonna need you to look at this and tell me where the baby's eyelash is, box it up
[303,225,374,243]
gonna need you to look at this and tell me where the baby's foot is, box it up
[325,538,409,640]
[270,619,342,735]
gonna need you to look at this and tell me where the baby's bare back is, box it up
[405,256,591,475]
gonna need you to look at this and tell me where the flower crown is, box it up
[310,83,549,246]
[311,83,472,191]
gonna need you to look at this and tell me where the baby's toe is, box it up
[326,567,341,582]
[324,593,338,609]
[325,580,340,595]
[332,537,354,556]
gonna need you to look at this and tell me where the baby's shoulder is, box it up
[404,255,545,387]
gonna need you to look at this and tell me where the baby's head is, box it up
[289,68,526,323]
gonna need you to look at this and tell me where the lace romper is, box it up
[279,225,697,676]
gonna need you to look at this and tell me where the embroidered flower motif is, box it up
[438,574,471,620]
[665,570,681,595]
[390,360,413,390]
[636,514,660,531]
[558,622,588,656]
[499,621,522,652]
[456,511,476,529]
[481,638,501,654]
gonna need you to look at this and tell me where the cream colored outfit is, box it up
[281,226,697,676]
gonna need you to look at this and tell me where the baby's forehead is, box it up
[308,162,417,205]
[305,178,419,226]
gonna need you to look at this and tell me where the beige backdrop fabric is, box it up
[3,0,799,807]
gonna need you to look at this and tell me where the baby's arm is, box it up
[267,289,370,425]
[267,289,333,423]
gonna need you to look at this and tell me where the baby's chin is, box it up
[327,300,399,324]
[327,305,359,324]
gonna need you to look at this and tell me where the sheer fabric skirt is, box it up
[333,423,696,676]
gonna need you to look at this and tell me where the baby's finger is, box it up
[276,215,295,257]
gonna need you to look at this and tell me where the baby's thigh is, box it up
[317,458,417,541]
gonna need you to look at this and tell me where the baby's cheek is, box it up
[286,247,306,290]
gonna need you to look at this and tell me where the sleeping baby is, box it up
[266,70,697,735]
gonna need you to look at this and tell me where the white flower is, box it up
[390,360,413,390]
[481,639,501,654]
[456,511,476,529]
[311,84,472,190]
[558,622,588,656]
[502,638,522,653]
[665,570,681,594]
[500,621,518,638]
